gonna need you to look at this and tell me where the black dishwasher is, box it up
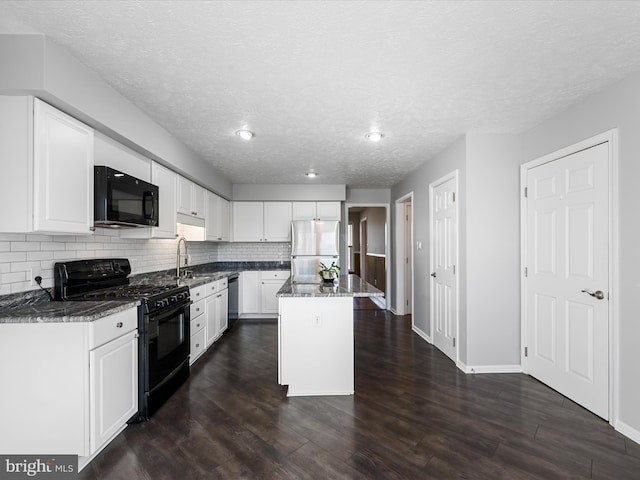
[227,273,239,329]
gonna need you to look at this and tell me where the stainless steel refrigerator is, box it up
[291,220,340,283]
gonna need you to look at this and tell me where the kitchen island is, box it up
[277,274,383,396]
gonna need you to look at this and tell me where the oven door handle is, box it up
[148,301,190,325]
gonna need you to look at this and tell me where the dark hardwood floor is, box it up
[80,310,640,479]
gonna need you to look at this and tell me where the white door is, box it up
[525,142,609,419]
[430,174,458,362]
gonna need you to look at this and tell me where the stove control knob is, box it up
[170,295,178,303]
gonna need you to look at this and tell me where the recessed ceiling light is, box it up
[235,129,254,140]
[306,172,318,178]
[365,132,383,142]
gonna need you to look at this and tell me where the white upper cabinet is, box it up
[232,202,264,242]
[151,162,178,238]
[232,202,291,242]
[93,132,150,181]
[263,202,292,242]
[0,96,94,234]
[205,191,230,242]
[177,176,206,219]
[292,201,341,221]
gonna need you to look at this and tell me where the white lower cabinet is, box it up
[261,271,289,313]
[241,270,289,316]
[206,288,228,346]
[0,307,138,470]
[189,278,229,364]
[90,328,138,453]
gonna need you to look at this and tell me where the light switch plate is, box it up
[312,312,322,327]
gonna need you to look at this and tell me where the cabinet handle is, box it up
[196,343,200,348]
[116,322,123,328]
[89,226,96,232]
[196,308,200,312]
[197,323,201,328]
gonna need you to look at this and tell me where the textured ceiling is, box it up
[2,1,640,187]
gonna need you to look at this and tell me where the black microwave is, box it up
[94,166,159,228]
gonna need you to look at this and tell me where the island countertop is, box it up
[277,274,383,298]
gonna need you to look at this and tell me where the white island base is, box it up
[278,296,354,396]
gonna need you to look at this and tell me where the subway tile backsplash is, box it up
[0,229,291,295]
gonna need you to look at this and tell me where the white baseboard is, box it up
[614,419,640,445]
[412,325,432,343]
[458,364,523,374]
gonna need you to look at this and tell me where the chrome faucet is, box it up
[176,237,189,279]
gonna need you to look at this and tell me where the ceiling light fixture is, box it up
[365,132,383,142]
[235,129,254,140]
[306,171,317,178]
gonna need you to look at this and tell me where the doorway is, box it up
[346,204,389,308]
[395,193,414,317]
[521,132,616,420]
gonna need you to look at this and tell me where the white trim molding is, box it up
[412,325,432,344]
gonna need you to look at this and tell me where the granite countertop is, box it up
[0,298,139,324]
[277,274,383,298]
[0,261,290,324]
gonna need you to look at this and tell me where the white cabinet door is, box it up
[33,98,94,234]
[216,289,229,336]
[292,202,341,221]
[89,330,138,454]
[241,271,261,313]
[151,162,177,238]
[206,192,231,241]
[292,202,317,221]
[205,191,220,241]
[177,176,193,216]
[205,293,218,347]
[177,177,206,219]
[264,202,292,242]
[205,289,228,345]
[219,197,230,241]
[316,202,341,221]
[193,184,206,219]
[232,202,264,241]
[261,271,289,313]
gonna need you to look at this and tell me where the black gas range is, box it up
[53,258,190,421]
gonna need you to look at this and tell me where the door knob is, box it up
[430,272,437,278]
[581,289,605,300]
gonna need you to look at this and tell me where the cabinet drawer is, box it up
[217,277,228,290]
[191,298,205,319]
[206,281,218,296]
[190,315,205,335]
[89,308,138,350]
[261,270,289,281]
[190,328,206,364]
[190,285,206,301]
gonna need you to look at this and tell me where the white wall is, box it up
[465,133,522,368]
[361,207,386,256]
[391,137,467,355]
[232,184,346,201]
[346,188,391,204]
[522,70,640,440]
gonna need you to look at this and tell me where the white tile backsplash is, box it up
[0,230,290,295]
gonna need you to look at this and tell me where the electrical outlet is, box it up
[312,312,322,327]
[30,267,42,286]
